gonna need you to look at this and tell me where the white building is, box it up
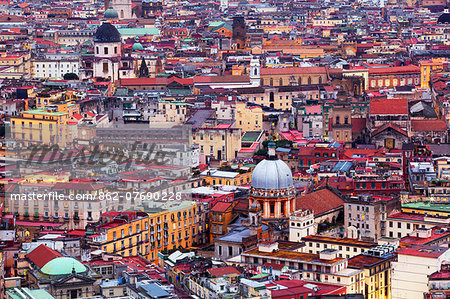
[289,209,315,242]
[33,53,80,79]
[392,245,450,299]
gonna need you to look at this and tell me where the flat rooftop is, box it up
[402,201,450,213]
[243,248,344,265]
[302,235,376,248]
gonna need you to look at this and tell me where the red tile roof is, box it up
[295,188,344,217]
[368,65,420,75]
[120,78,168,86]
[370,98,408,115]
[263,262,285,270]
[272,280,346,297]
[411,119,447,132]
[260,66,327,76]
[211,201,233,212]
[371,123,407,137]
[26,244,62,268]
[207,266,241,277]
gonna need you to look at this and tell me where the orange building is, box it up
[209,201,238,242]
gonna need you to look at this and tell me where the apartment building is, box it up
[386,212,450,239]
[344,194,400,241]
[235,101,263,132]
[348,245,395,299]
[392,245,450,299]
[302,236,376,259]
[88,201,201,262]
[10,107,70,147]
[242,242,365,295]
[193,127,241,162]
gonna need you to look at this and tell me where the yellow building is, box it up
[348,254,392,299]
[10,107,70,147]
[312,18,344,27]
[0,53,31,74]
[200,168,252,186]
[420,59,445,88]
[401,201,450,217]
[192,127,241,161]
[235,102,263,132]
[89,201,200,263]
[149,100,189,127]
[236,87,293,111]
[90,212,149,257]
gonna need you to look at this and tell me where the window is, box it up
[103,62,108,72]
[114,46,118,54]
[104,47,108,55]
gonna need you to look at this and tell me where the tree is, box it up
[63,73,79,80]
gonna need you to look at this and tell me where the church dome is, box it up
[438,13,450,24]
[132,42,144,51]
[104,8,119,19]
[438,8,450,24]
[251,159,293,190]
[40,257,88,276]
[94,22,121,43]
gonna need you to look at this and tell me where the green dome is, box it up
[40,257,87,276]
[132,42,144,51]
[104,8,119,19]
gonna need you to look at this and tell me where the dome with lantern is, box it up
[132,42,144,51]
[104,7,119,19]
[249,139,296,220]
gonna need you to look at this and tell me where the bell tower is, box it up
[250,57,260,87]
[111,0,133,19]
[249,201,262,238]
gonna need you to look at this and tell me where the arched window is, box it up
[120,10,124,18]
[308,76,312,85]
[279,78,283,86]
[270,92,274,102]
[254,68,258,76]
[344,116,349,124]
